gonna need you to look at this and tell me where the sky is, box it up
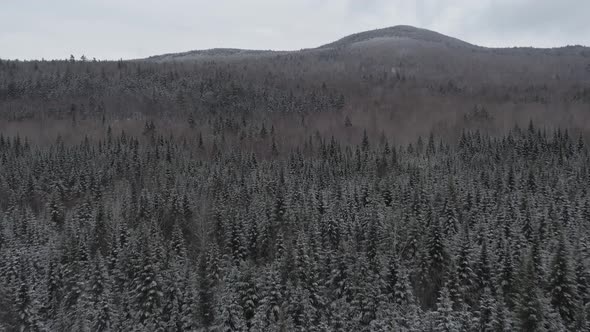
[1,0,588,60]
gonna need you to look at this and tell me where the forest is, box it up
[2,110,590,331]
[1,34,590,331]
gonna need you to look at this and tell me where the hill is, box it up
[1,25,590,144]
[146,25,477,62]
[144,25,590,96]
[146,24,590,61]
[147,48,280,62]
[317,25,476,49]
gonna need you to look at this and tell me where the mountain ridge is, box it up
[145,25,590,62]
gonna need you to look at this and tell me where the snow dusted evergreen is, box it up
[1,123,590,331]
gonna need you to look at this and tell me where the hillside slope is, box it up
[2,25,590,145]
[317,25,476,49]
[144,25,590,86]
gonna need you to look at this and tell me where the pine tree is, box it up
[432,286,460,332]
[476,239,492,292]
[15,279,41,332]
[548,235,577,327]
[134,247,164,330]
[251,265,283,330]
[215,273,246,332]
[361,129,370,152]
[499,242,516,308]
[516,255,543,332]
[45,258,63,321]
[344,116,352,128]
[237,264,258,329]
[442,201,458,235]
[287,283,316,331]
[179,280,197,332]
[90,255,114,332]
[478,287,500,332]
[456,230,476,307]
[575,250,590,328]
[197,248,215,328]
[425,218,448,308]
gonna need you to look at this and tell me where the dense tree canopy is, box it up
[1,120,589,330]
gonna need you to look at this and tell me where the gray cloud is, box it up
[1,0,588,60]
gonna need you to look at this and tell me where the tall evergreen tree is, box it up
[548,235,577,327]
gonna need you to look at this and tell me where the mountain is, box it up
[146,25,477,61]
[317,25,476,49]
[146,25,590,62]
[141,25,590,138]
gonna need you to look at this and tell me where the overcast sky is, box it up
[1,0,588,60]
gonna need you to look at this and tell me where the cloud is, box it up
[1,0,588,60]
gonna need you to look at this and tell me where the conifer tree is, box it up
[548,235,577,327]
[516,255,543,332]
[432,286,460,332]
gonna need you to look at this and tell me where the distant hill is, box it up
[146,25,590,62]
[317,25,476,50]
[146,25,478,61]
[137,26,590,141]
[147,48,280,62]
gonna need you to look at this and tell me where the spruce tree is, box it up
[548,235,577,327]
